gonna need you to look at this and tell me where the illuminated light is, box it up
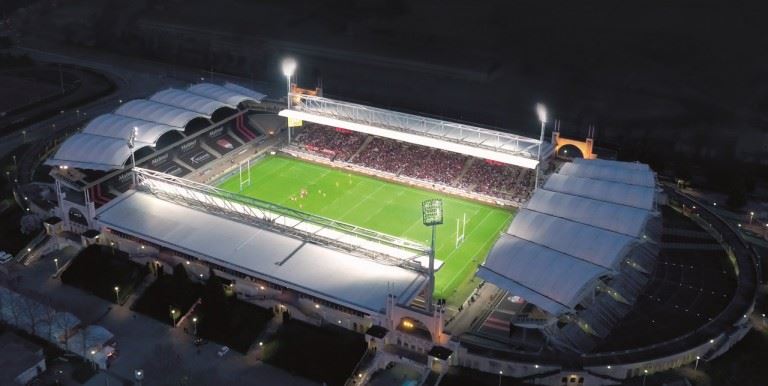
[278,109,540,169]
[607,366,611,369]
[401,320,414,329]
[282,58,297,77]
[141,245,145,249]
[260,286,265,290]
[709,339,714,344]
[337,320,342,324]
[315,304,320,309]
[185,261,190,265]
[535,103,547,123]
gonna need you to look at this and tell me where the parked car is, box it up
[217,346,229,357]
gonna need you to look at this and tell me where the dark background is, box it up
[4,0,768,200]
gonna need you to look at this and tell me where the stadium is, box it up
[41,76,759,385]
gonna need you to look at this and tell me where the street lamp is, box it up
[170,308,179,327]
[114,286,120,304]
[282,57,297,143]
[534,103,547,190]
[53,257,59,272]
[695,355,700,370]
[749,211,755,224]
[192,317,198,336]
[498,370,502,386]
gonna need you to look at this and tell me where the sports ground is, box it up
[218,155,514,302]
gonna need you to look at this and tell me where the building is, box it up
[0,332,47,385]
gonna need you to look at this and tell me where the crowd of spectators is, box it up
[293,125,534,201]
[294,124,366,161]
[458,161,535,201]
[399,145,468,185]
[350,136,407,173]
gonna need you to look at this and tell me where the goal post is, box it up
[455,212,467,248]
[238,158,251,191]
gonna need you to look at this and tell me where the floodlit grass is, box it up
[218,155,514,303]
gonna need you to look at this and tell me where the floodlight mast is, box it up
[535,103,547,190]
[422,199,443,313]
[282,57,297,143]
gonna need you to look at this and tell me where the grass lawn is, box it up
[263,319,366,386]
[131,272,203,326]
[218,155,514,303]
[60,245,147,304]
[196,297,273,354]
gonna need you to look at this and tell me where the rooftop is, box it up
[96,191,428,314]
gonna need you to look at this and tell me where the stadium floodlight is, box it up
[422,199,443,313]
[534,103,547,190]
[282,57,297,78]
[422,199,444,226]
[282,57,298,142]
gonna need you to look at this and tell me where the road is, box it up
[7,248,317,386]
[0,39,283,159]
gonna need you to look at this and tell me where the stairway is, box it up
[348,135,374,162]
[452,158,476,186]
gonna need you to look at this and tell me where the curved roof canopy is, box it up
[223,82,267,102]
[187,83,264,105]
[559,162,655,187]
[82,114,182,145]
[45,133,151,171]
[116,99,209,128]
[149,89,233,115]
[544,174,655,210]
[478,160,657,316]
[46,82,267,172]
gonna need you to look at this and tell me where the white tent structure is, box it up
[115,99,208,128]
[149,89,233,115]
[477,159,660,351]
[46,82,267,172]
[46,133,148,171]
[188,83,265,106]
[81,114,182,144]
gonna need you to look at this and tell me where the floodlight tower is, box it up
[535,103,547,190]
[128,126,138,187]
[282,57,297,143]
[422,199,443,313]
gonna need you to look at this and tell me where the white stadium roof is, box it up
[46,133,151,171]
[81,113,181,144]
[478,159,657,315]
[222,82,267,102]
[96,191,428,313]
[280,94,553,169]
[526,190,652,237]
[188,83,265,105]
[115,99,208,128]
[544,174,655,210]
[149,89,233,115]
[46,82,267,171]
[559,162,655,187]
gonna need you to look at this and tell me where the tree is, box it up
[172,263,188,284]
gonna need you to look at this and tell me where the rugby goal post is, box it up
[455,213,467,248]
[238,158,251,191]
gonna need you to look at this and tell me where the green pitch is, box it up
[218,155,514,302]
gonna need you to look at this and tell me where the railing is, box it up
[134,167,430,270]
[290,94,546,158]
